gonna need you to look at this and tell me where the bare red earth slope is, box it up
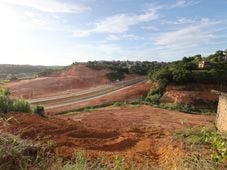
[7,64,138,99]
[161,84,227,108]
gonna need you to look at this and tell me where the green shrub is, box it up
[83,106,95,112]
[34,105,45,116]
[0,88,45,115]
[12,98,32,113]
[113,101,128,107]
[0,88,10,96]
[145,94,161,104]
[0,95,11,114]
[178,153,216,170]
[175,127,227,163]
[47,140,57,151]
[158,103,198,114]
[106,71,125,81]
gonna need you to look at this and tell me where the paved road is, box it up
[29,77,146,110]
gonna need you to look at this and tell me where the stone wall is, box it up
[216,93,227,132]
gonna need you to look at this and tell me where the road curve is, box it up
[29,77,147,110]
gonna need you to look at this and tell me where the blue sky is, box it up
[0,0,226,65]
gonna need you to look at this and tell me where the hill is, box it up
[7,64,140,99]
[0,64,63,80]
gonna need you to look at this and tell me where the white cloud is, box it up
[3,0,90,13]
[72,29,93,38]
[94,9,158,33]
[174,18,196,24]
[72,9,158,37]
[154,19,220,47]
[142,25,160,31]
[106,34,143,41]
[170,0,200,8]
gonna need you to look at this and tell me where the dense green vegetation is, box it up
[87,60,165,81]
[149,50,227,85]
[146,50,227,106]
[0,64,63,80]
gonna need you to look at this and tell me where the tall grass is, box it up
[0,134,52,170]
[12,98,32,113]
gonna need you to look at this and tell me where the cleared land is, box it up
[1,105,214,166]
[2,62,223,168]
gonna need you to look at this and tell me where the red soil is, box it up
[47,82,153,114]
[7,64,138,99]
[161,84,227,107]
[1,105,214,165]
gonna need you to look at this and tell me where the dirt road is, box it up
[30,77,146,110]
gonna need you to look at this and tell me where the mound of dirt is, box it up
[1,105,214,165]
[161,84,227,108]
[7,64,138,99]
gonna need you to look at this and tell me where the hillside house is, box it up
[216,91,227,132]
[198,60,209,69]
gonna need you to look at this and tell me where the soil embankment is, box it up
[161,84,227,108]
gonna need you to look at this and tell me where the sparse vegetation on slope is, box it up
[0,134,160,170]
[0,134,53,170]
[174,126,227,168]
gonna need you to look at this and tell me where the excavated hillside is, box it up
[161,84,227,108]
[7,64,138,99]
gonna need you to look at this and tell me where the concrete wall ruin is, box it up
[216,92,227,132]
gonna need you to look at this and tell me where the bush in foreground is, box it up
[0,95,11,114]
[0,88,45,116]
[34,105,45,116]
[12,98,32,113]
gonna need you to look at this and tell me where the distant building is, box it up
[198,60,209,69]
